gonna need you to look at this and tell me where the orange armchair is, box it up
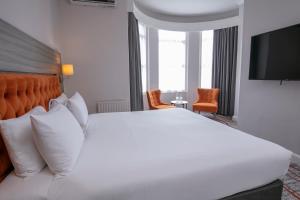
[147,90,175,110]
[193,88,220,113]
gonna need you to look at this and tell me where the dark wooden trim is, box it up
[0,18,61,75]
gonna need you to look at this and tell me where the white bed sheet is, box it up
[0,108,292,200]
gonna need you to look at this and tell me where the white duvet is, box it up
[0,108,292,200]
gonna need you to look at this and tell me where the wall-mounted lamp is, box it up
[62,64,74,77]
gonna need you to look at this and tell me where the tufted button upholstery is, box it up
[146,89,175,110]
[0,73,61,181]
[192,88,220,113]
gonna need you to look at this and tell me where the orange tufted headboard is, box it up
[0,73,62,181]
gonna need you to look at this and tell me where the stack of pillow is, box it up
[0,92,88,177]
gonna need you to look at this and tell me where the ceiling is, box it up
[134,0,243,18]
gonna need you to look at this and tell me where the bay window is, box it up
[158,30,187,92]
[138,26,213,94]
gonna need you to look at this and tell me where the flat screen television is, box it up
[249,24,300,80]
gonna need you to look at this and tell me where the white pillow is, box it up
[67,92,88,130]
[49,93,68,110]
[31,104,84,175]
[0,106,46,177]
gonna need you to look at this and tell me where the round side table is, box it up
[171,100,188,109]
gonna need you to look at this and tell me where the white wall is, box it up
[59,0,130,113]
[0,0,61,51]
[238,0,300,154]
[233,5,244,120]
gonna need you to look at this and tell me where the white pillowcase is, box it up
[31,104,84,175]
[49,93,68,110]
[0,106,46,177]
[67,92,88,130]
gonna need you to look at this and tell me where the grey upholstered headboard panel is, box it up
[0,18,61,74]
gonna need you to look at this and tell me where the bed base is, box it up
[220,180,283,200]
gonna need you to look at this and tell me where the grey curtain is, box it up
[128,12,144,111]
[212,26,238,116]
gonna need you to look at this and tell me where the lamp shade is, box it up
[62,64,74,76]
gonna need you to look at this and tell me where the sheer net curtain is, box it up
[212,26,238,116]
[128,12,144,111]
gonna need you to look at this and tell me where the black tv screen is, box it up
[249,24,300,80]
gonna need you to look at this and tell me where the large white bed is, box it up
[0,108,292,200]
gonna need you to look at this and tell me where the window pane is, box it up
[201,30,214,88]
[139,23,147,92]
[159,30,186,92]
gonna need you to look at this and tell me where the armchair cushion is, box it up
[147,90,175,110]
[193,88,220,113]
[154,105,176,109]
[193,103,218,113]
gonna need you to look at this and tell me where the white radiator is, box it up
[97,99,130,113]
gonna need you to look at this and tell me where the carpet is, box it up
[201,113,237,128]
[283,163,300,200]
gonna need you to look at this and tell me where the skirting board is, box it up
[232,115,238,123]
[292,153,300,164]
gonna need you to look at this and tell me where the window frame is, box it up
[138,27,190,94]
[199,30,214,89]
[158,30,188,93]
[138,23,149,93]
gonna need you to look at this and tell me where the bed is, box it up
[0,18,292,200]
[0,97,292,200]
